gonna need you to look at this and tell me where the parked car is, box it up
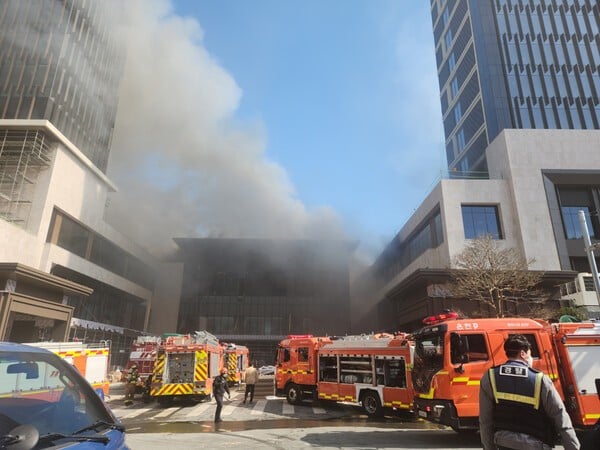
[258,365,275,376]
[0,342,128,449]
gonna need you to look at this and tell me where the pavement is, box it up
[124,426,486,449]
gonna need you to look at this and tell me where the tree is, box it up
[451,235,550,318]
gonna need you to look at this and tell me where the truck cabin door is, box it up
[296,346,313,382]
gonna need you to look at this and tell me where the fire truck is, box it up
[150,331,223,404]
[223,343,249,386]
[275,333,414,417]
[411,312,600,432]
[28,341,111,398]
[126,335,163,381]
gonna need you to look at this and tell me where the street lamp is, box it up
[577,210,600,307]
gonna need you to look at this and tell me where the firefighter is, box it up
[479,334,580,450]
[124,364,140,406]
[213,367,230,423]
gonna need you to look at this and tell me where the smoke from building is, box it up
[106,0,348,257]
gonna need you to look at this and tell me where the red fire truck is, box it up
[127,335,163,381]
[275,333,414,417]
[150,331,223,404]
[411,312,600,432]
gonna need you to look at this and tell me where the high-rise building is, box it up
[431,0,600,174]
[0,0,123,173]
[0,0,154,367]
[355,0,600,333]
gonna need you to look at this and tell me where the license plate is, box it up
[418,410,428,418]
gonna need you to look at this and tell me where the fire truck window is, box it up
[280,348,290,363]
[385,359,406,388]
[297,347,309,362]
[465,334,489,362]
[319,356,337,382]
[509,334,540,358]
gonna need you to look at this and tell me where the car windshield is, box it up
[412,330,445,394]
[0,350,116,439]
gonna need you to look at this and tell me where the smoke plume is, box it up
[106,0,346,257]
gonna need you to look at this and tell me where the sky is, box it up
[106,0,445,262]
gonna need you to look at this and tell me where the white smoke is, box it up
[107,0,346,257]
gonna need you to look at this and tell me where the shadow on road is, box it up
[300,429,482,449]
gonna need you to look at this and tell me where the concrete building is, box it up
[354,0,600,331]
[150,238,354,365]
[0,1,155,368]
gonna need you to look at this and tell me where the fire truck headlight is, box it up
[433,405,445,418]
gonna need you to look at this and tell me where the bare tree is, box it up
[451,236,550,318]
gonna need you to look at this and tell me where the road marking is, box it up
[222,403,236,416]
[185,402,212,418]
[119,407,152,419]
[154,407,180,418]
[282,403,294,415]
[250,400,267,415]
[312,406,326,414]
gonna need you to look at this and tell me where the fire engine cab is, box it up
[275,333,414,417]
[411,312,600,432]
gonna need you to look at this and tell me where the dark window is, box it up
[509,333,541,359]
[297,347,309,362]
[465,334,489,362]
[461,205,502,239]
[56,214,90,258]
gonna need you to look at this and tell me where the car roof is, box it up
[0,341,54,354]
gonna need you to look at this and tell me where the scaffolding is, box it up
[0,129,53,225]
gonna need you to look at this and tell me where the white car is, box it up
[258,365,275,376]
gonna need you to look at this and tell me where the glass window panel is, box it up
[561,206,594,239]
[452,77,459,97]
[56,214,90,258]
[448,52,456,71]
[461,205,502,239]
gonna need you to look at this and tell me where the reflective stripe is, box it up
[490,368,543,410]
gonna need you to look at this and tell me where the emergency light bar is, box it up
[286,334,314,339]
[423,310,459,325]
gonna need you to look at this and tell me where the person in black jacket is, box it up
[213,367,230,423]
[479,334,580,450]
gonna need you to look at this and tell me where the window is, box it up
[508,334,541,359]
[561,206,594,239]
[462,205,502,239]
[457,128,466,151]
[451,77,459,98]
[454,102,462,123]
[445,29,453,50]
[442,7,450,27]
[448,52,456,71]
[297,347,309,362]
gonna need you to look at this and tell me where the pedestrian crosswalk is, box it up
[109,393,344,422]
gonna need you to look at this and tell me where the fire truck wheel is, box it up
[285,383,301,405]
[361,391,383,417]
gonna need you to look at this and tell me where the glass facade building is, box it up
[431,0,600,174]
[175,238,353,365]
[0,0,123,172]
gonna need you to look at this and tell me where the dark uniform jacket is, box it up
[213,374,230,398]
[479,359,580,450]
